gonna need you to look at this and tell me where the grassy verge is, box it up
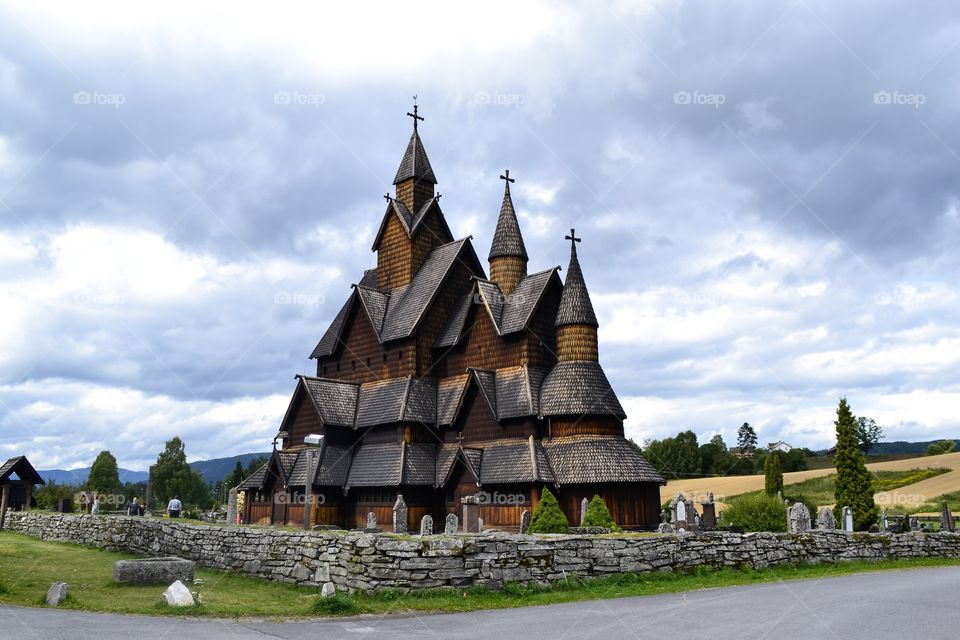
[728,468,950,507]
[1,531,958,619]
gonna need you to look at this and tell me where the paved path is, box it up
[3,567,959,639]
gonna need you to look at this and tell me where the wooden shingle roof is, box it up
[555,242,598,328]
[393,129,437,185]
[539,361,626,419]
[488,181,528,261]
[0,456,44,485]
[543,435,665,484]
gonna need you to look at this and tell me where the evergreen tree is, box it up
[228,461,244,488]
[88,450,121,495]
[581,495,621,532]
[528,487,569,534]
[737,422,758,456]
[833,398,878,530]
[763,452,783,496]
[150,436,212,509]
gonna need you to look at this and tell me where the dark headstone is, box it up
[113,557,195,585]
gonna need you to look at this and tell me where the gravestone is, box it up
[580,497,589,526]
[816,506,836,530]
[841,506,854,532]
[701,493,717,530]
[161,580,194,607]
[787,502,811,533]
[367,512,377,529]
[419,514,433,536]
[226,487,237,525]
[940,502,955,532]
[321,582,336,598]
[461,495,480,533]
[113,557,195,585]
[669,493,697,530]
[661,509,670,524]
[910,517,920,530]
[657,522,674,533]
[45,582,68,607]
[880,510,889,532]
[392,494,408,534]
[519,510,531,534]
[444,512,459,535]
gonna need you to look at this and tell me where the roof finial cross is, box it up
[407,96,424,132]
[383,193,392,202]
[499,169,515,184]
[456,431,464,446]
[565,228,581,246]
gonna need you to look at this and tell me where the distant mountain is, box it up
[190,452,271,483]
[38,451,270,486]
[39,467,149,485]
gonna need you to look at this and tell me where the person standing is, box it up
[167,495,182,518]
[91,493,100,515]
[127,497,143,516]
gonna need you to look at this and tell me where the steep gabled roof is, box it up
[436,267,560,348]
[237,461,269,490]
[539,361,626,419]
[393,129,437,185]
[543,435,665,484]
[403,443,438,485]
[371,196,453,251]
[300,376,359,427]
[555,242,598,328]
[380,237,480,342]
[477,438,554,484]
[469,369,497,418]
[309,290,357,358]
[0,456,44,485]
[488,181,528,261]
[355,285,389,335]
[314,442,353,486]
[436,374,471,426]
[355,378,410,427]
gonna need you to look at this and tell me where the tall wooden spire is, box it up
[488,170,528,296]
[556,229,599,361]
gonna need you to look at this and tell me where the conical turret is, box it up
[556,229,599,361]
[488,170,528,295]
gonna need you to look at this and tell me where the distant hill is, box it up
[38,451,270,486]
[814,440,960,456]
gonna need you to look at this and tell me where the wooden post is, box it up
[24,484,33,511]
[0,482,10,529]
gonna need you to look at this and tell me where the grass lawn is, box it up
[1,531,959,619]
[727,468,950,508]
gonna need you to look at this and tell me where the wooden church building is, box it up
[239,106,665,530]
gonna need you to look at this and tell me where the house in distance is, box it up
[239,104,665,530]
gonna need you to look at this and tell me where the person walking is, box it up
[167,495,182,518]
[127,497,144,516]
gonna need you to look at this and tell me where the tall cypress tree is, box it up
[764,453,783,497]
[88,450,121,495]
[833,398,878,530]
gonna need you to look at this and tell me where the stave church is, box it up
[239,105,665,530]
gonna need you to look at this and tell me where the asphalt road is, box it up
[3,567,958,640]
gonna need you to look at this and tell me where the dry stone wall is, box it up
[5,512,960,593]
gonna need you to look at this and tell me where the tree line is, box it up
[35,437,267,514]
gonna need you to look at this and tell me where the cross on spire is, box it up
[499,169,515,184]
[565,228,581,246]
[383,193,392,202]
[406,96,424,132]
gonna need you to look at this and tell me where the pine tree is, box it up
[833,398,878,530]
[150,436,213,509]
[228,461,244,488]
[737,422,758,456]
[528,487,569,534]
[581,495,621,532]
[764,453,783,497]
[88,450,121,495]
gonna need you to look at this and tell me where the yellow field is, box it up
[660,451,960,508]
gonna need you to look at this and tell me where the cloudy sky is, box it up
[2,1,959,471]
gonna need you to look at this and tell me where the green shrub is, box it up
[313,594,360,616]
[764,454,783,496]
[581,495,621,532]
[528,487,569,534]
[718,493,787,532]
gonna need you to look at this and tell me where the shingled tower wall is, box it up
[488,171,528,296]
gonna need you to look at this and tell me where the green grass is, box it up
[2,531,959,619]
[729,468,950,507]
[886,489,960,516]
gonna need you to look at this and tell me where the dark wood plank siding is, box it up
[557,483,661,531]
[548,416,624,438]
[287,393,323,446]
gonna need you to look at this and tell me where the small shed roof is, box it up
[0,456,45,485]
